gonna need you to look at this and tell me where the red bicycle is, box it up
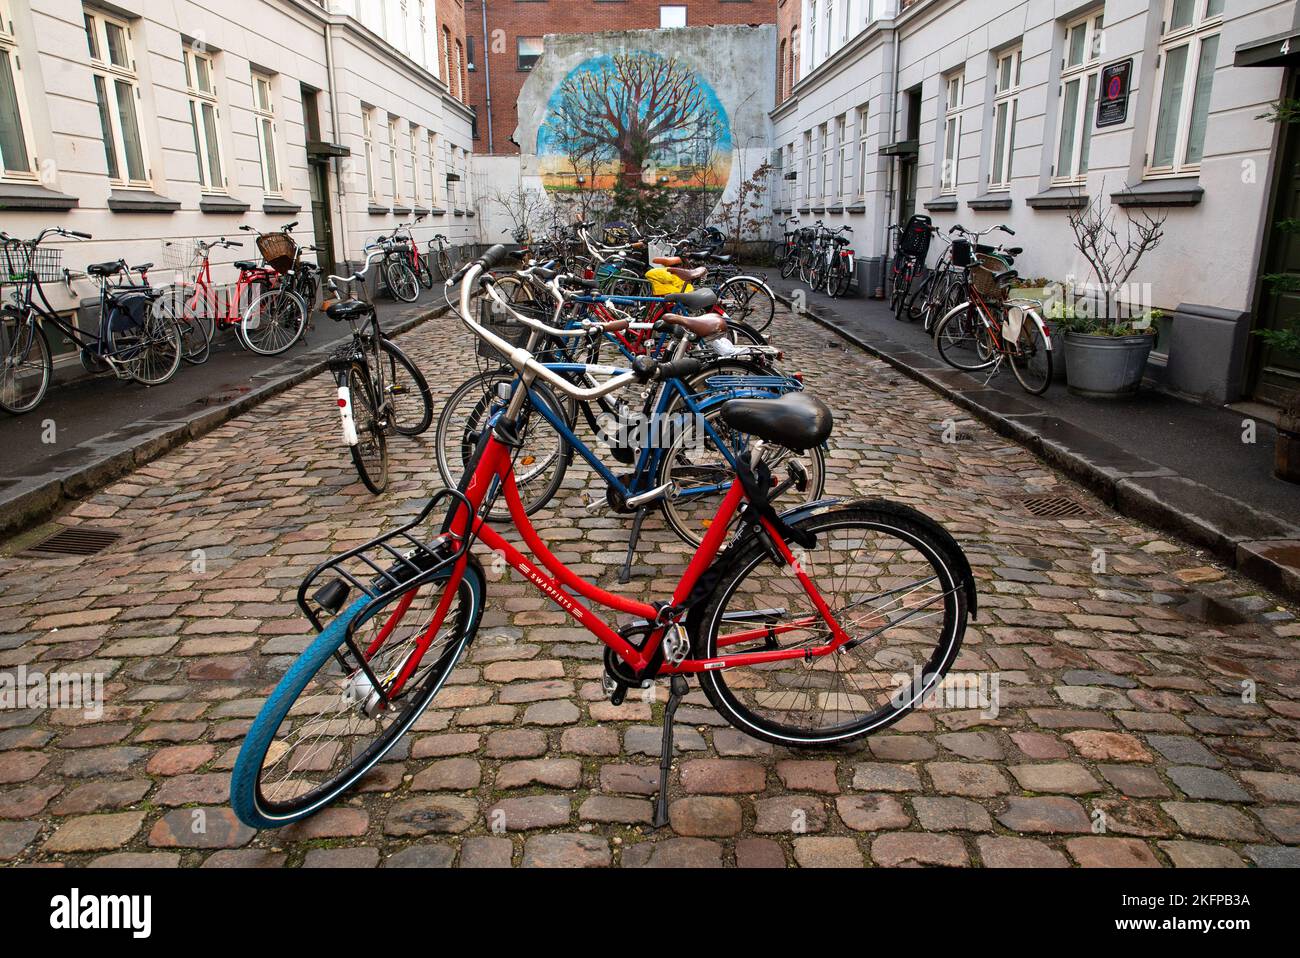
[171,234,307,356]
[231,245,976,829]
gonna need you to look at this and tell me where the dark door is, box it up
[308,161,336,278]
[1252,68,1300,407]
[898,158,917,225]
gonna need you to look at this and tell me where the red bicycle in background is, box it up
[231,245,976,830]
[170,232,307,356]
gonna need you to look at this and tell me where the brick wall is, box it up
[436,0,470,103]
[465,0,777,154]
[776,0,798,104]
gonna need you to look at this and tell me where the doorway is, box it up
[302,86,336,278]
[1251,67,1300,408]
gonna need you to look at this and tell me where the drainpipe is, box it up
[480,1,495,153]
[324,19,352,269]
[881,13,900,295]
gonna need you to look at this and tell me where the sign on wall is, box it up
[1096,59,1133,128]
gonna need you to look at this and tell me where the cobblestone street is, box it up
[1,303,1298,868]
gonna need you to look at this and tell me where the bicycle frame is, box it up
[184,254,280,326]
[378,419,852,699]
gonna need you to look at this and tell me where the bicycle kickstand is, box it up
[652,674,689,829]
[617,505,649,584]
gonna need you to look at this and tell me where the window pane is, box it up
[0,49,31,173]
[84,15,99,60]
[1169,0,1195,31]
[1080,73,1097,174]
[195,56,211,94]
[1152,43,1188,167]
[1057,78,1080,178]
[992,101,1008,183]
[1184,34,1219,165]
[93,74,119,180]
[1068,25,1087,68]
[201,101,221,187]
[189,100,205,185]
[1205,0,1224,16]
[105,21,128,69]
[261,117,279,192]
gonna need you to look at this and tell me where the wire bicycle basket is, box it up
[256,232,297,274]
[1,241,62,287]
[161,239,204,285]
[475,296,531,360]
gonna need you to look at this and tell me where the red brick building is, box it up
[465,0,777,155]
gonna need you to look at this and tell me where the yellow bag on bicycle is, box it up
[645,267,692,296]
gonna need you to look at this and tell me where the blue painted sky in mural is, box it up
[536,51,733,158]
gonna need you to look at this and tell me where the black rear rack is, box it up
[294,487,475,638]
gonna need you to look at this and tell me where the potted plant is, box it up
[1062,188,1168,398]
[1253,317,1300,484]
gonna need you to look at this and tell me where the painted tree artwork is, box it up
[537,51,732,196]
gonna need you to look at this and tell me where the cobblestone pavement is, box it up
[2,303,1298,869]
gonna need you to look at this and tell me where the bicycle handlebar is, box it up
[453,245,637,402]
[326,246,386,292]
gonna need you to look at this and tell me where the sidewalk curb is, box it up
[779,293,1300,606]
[0,303,451,542]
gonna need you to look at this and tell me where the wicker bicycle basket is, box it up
[969,253,1009,303]
[256,232,297,274]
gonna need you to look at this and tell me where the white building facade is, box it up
[0,0,479,362]
[772,0,1300,407]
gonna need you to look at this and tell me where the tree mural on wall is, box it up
[538,51,732,196]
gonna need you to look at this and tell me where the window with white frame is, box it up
[855,104,869,197]
[784,142,794,206]
[251,72,280,194]
[808,2,817,69]
[1149,0,1223,175]
[988,47,1020,191]
[416,0,428,68]
[1054,10,1104,183]
[408,122,419,204]
[940,72,963,195]
[184,46,226,192]
[85,8,149,186]
[434,129,444,206]
[791,26,800,84]
[801,130,812,205]
[362,106,378,200]
[387,115,401,203]
[0,0,37,179]
[823,1,833,58]
[819,123,831,203]
[834,114,847,202]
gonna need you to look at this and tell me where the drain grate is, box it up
[1017,494,1092,519]
[22,526,122,557]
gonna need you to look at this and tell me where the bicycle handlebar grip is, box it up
[655,357,703,382]
[477,244,511,274]
[68,230,93,240]
[1001,225,1016,235]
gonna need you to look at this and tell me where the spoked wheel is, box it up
[698,503,970,746]
[415,257,435,290]
[436,248,454,282]
[230,560,485,829]
[433,369,569,519]
[242,287,307,356]
[385,261,420,303]
[658,403,825,547]
[115,309,183,386]
[1006,310,1053,395]
[345,364,389,494]
[378,339,433,436]
[889,255,909,318]
[0,314,52,414]
[719,278,775,334]
[934,304,996,372]
[780,248,800,280]
[721,320,767,348]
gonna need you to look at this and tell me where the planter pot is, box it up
[1277,406,1300,485]
[1062,331,1155,399]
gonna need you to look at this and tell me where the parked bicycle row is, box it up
[0,216,463,415]
[887,214,1053,396]
[229,227,977,832]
